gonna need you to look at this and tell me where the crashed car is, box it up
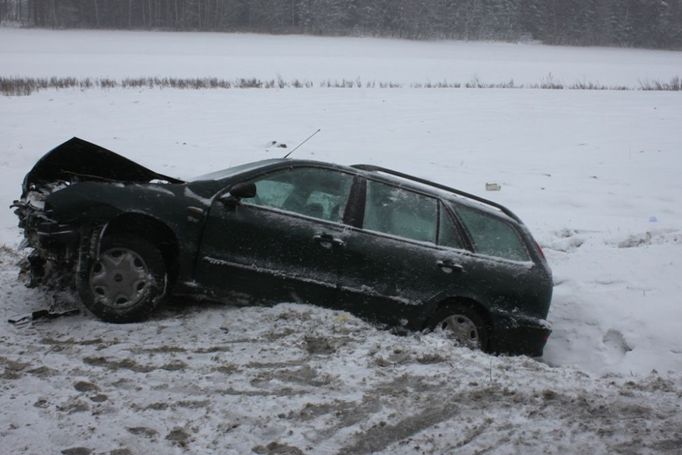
[13,137,552,355]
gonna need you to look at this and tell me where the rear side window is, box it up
[455,204,529,261]
[438,203,465,249]
[363,180,437,243]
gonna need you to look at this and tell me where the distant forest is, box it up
[1,0,681,49]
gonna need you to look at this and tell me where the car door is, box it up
[195,166,355,306]
[337,178,473,328]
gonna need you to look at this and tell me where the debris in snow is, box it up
[165,428,192,447]
[8,308,80,326]
[253,442,304,455]
[485,182,501,191]
[127,427,159,438]
[304,335,338,355]
[266,140,288,151]
[73,381,99,393]
[60,448,92,455]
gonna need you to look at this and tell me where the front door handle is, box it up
[313,233,345,249]
[436,259,464,274]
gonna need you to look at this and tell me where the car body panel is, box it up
[196,200,348,306]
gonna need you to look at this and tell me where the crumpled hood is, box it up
[22,137,184,196]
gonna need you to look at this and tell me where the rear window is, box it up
[455,204,529,261]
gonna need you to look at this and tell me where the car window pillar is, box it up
[343,176,366,228]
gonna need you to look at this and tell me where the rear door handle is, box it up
[437,259,464,274]
[313,233,345,249]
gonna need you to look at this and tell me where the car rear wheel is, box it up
[430,304,490,352]
[78,235,167,323]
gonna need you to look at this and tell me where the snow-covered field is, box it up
[1,27,682,87]
[1,29,682,454]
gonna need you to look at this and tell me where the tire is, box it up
[428,303,491,352]
[78,234,167,323]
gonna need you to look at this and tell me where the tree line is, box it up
[1,0,681,49]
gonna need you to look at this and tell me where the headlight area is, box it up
[12,195,81,289]
[20,221,81,289]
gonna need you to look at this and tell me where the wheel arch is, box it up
[425,296,493,331]
[100,212,180,285]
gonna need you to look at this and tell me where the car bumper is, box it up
[489,310,552,357]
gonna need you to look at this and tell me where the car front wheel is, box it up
[78,235,167,323]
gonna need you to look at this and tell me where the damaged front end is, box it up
[12,180,80,289]
[12,137,183,290]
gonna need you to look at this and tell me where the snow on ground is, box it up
[2,86,681,454]
[1,28,681,87]
[1,29,682,454]
[1,274,681,454]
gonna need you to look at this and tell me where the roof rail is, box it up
[350,164,522,223]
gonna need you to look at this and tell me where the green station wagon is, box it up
[13,138,553,355]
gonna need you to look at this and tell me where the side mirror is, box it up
[230,182,257,199]
[219,182,257,207]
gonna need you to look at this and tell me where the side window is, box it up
[254,180,294,209]
[438,203,465,249]
[363,180,437,243]
[247,167,353,223]
[455,204,529,261]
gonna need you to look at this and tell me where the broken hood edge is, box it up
[22,137,184,196]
